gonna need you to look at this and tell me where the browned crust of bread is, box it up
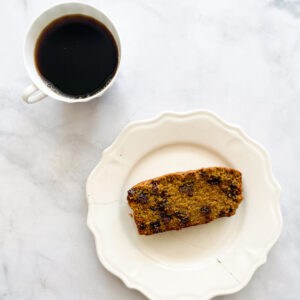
[127,167,243,235]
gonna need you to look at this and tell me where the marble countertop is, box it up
[1,0,299,299]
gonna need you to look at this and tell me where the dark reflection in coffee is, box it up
[35,14,118,97]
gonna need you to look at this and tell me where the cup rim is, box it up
[23,1,121,103]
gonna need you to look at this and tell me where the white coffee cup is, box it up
[23,2,121,104]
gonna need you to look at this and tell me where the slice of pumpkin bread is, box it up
[127,167,243,235]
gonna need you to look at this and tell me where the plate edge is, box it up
[86,109,283,300]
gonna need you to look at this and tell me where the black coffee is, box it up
[35,14,119,97]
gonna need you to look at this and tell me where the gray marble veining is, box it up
[0,0,299,299]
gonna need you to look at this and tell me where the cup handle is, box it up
[22,84,47,104]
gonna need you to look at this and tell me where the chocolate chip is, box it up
[207,176,221,185]
[174,211,190,225]
[230,184,239,195]
[160,190,170,200]
[149,200,167,212]
[137,192,148,204]
[179,182,194,197]
[151,181,159,195]
[158,202,167,211]
[128,189,135,196]
[174,211,184,218]
[138,223,147,231]
[199,170,206,177]
[200,206,212,215]
[218,210,226,217]
[127,189,136,202]
[178,218,189,227]
[202,207,213,222]
[180,217,190,225]
[226,186,238,199]
[228,207,233,213]
[150,221,161,233]
[223,184,240,200]
[227,192,234,198]
[149,206,158,211]
[159,209,170,218]
[166,175,177,183]
[162,216,171,224]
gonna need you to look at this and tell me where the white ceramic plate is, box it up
[86,110,282,300]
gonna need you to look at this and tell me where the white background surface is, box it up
[0,0,299,299]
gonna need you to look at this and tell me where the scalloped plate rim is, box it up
[86,109,282,300]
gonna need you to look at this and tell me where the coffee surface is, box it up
[35,14,118,97]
